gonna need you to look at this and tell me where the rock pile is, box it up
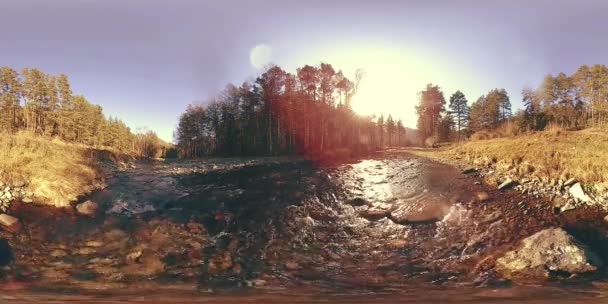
[0,181,33,212]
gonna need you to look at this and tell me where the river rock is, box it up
[0,214,20,232]
[76,200,98,216]
[496,228,602,281]
[285,261,299,270]
[50,249,68,258]
[126,250,143,264]
[476,192,490,202]
[389,204,444,224]
[498,179,515,190]
[22,197,32,203]
[564,178,577,187]
[569,183,591,203]
[360,207,389,221]
[12,181,25,188]
[462,167,477,174]
[347,197,369,206]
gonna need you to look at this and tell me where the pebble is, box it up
[50,249,68,257]
[476,192,490,202]
[285,261,299,270]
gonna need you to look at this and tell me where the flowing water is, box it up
[2,150,607,303]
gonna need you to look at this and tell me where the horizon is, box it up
[2,0,608,142]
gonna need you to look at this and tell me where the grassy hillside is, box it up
[0,132,130,207]
[438,128,608,193]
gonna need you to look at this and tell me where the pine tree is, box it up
[448,90,469,141]
[0,67,22,132]
[415,84,446,142]
[386,114,395,146]
[377,114,384,147]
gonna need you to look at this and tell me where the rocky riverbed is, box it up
[0,150,607,302]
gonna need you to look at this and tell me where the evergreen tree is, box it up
[377,114,384,147]
[448,90,469,141]
[415,84,446,142]
[386,114,395,146]
[0,67,22,132]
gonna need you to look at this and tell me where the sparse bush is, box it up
[544,122,564,135]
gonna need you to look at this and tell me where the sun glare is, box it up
[339,47,431,125]
[286,43,456,127]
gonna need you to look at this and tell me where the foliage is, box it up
[448,90,469,141]
[0,66,167,158]
[415,84,446,143]
[175,63,408,158]
[519,64,608,131]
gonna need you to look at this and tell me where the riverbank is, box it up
[0,133,134,208]
[407,129,608,213]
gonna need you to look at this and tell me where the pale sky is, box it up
[2,0,608,141]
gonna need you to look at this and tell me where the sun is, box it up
[345,49,424,125]
[250,44,273,69]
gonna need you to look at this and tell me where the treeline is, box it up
[0,66,169,158]
[175,63,409,158]
[416,64,608,144]
[415,84,512,143]
[519,64,608,131]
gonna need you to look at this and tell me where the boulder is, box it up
[569,183,591,203]
[0,214,20,232]
[76,200,98,216]
[22,197,32,204]
[496,228,602,281]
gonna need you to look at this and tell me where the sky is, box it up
[2,0,608,142]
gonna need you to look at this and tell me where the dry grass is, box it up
[470,120,520,141]
[0,132,124,207]
[441,128,608,192]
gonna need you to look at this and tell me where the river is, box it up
[1,150,607,303]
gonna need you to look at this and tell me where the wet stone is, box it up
[346,197,369,206]
[360,208,389,221]
[476,192,491,202]
[285,261,300,270]
[462,167,478,174]
[76,200,98,216]
[0,214,20,232]
[50,249,68,258]
[498,179,515,190]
